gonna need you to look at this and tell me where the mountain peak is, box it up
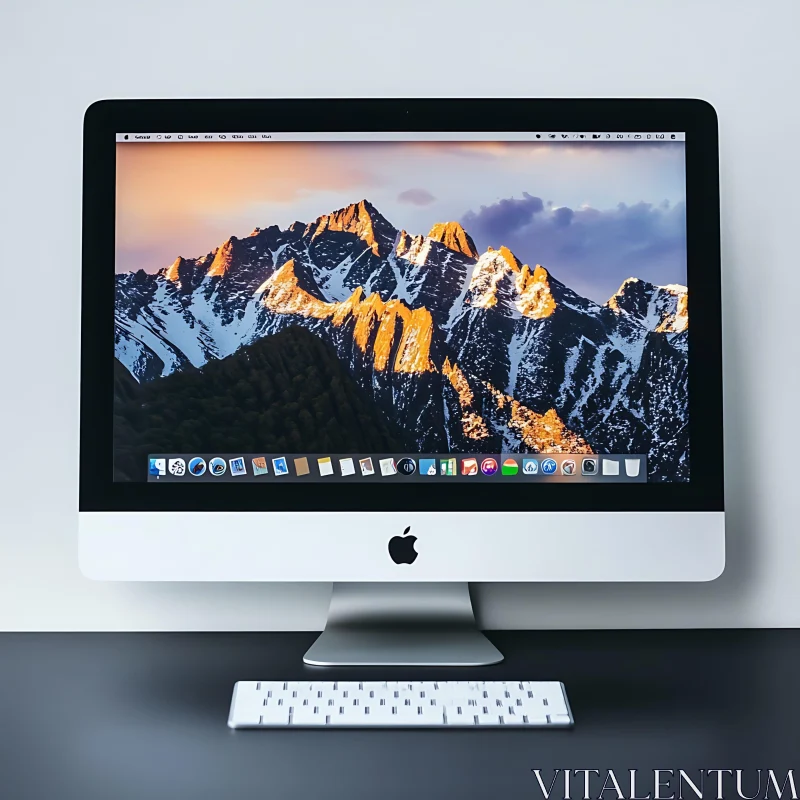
[310,199,395,257]
[461,248,560,319]
[206,237,237,278]
[483,245,523,271]
[609,276,688,307]
[463,247,527,313]
[394,230,430,265]
[428,221,479,258]
[515,264,557,318]
[608,277,689,332]
[247,223,281,239]
[612,276,652,296]
[164,257,186,282]
[497,245,522,271]
[163,256,204,294]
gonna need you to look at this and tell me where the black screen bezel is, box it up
[81,98,723,513]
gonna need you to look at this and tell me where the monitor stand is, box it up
[302,582,503,666]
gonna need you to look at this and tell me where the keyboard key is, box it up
[447,715,477,726]
[229,692,263,727]
[260,705,290,725]
[538,683,569,716]
[292,707,327,726]
[524,715,549,725]
[364,707,395,723]
[444,707,475,725]
[418,705,445,723]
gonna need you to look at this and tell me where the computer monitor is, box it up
[80,99,724,665]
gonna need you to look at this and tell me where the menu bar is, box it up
[117,131,685,143]
[147,453,648,483]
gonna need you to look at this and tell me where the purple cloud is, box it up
[397,187,436,206]
[461,192,544,240]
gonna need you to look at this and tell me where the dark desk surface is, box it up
[1,630,796,800]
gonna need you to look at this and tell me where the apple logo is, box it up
[388,526,418,565]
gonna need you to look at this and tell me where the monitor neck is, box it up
[303,583,503,667]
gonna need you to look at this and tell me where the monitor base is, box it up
[303,582,503,667]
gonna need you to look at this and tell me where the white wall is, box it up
[1,0,798,631]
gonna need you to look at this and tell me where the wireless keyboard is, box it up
[228,680,573,728]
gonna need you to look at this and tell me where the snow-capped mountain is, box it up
[114,199,689,480]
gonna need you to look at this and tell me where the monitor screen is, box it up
[113,131,688,485]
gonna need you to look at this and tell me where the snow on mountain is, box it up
[608,277,688,333]
[113,199,690,480]
[114,270,215,380]
[460,246,524,314]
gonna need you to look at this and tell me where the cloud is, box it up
[397,187,436,206]
[461,192,545,241]
[460,193,687,303]
[552,206,574,228]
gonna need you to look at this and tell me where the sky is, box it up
[115,140,686,304]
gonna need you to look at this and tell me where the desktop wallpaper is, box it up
[113,140,689,482]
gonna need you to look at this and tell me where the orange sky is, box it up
[116,142,376,268]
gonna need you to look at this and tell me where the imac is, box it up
[80,99,724,666]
